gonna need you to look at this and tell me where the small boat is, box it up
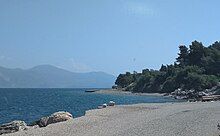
[85,90,96,93]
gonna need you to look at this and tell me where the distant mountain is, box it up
[0,65,116,88]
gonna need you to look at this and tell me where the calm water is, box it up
[0,88,178,124]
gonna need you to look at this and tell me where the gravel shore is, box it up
[94,89,165,96]
[5,102,220,136]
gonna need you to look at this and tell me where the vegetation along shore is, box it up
[114,41,220,100]
[1,41,220,136]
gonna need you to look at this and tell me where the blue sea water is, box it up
[0,88,178,125]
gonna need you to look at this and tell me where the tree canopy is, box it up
[115,41,220,94]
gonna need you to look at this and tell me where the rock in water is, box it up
[35,111,73,127]
[0,120,28,135]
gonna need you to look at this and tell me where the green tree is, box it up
[115,40,220,95]
[210,41,220,50]
[161,77,176,93]
[176,45,189,67]
[160,64,167,72]
[115,72,134,88]
[188,41,205,66]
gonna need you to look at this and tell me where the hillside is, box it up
[0,65,115,88]
[115,41,220,98]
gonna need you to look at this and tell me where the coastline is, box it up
[94,89,166,96]
[5,101,220,136]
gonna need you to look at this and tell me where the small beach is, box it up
[94,89,166,96]
[5,101,220,136]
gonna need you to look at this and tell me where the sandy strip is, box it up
[94,89,165,96]
[5,102,220,136]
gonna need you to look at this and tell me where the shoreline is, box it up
[0,89,176,132]
[5,101,220,136]
[93,89,166,96]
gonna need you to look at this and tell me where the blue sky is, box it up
[0,0,220,75]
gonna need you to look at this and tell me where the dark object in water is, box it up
[85,90,96,93]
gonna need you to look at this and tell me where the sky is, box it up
[0,0,220,76]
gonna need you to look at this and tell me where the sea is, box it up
[0,88,179,125]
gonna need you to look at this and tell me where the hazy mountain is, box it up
[0,65,116,88]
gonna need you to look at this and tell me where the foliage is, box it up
[115,72,134,88]
[115,41,220,93]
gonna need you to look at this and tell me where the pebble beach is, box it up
[5,101,220,136]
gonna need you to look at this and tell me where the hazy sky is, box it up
[1,0,220,75]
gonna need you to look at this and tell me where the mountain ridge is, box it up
[0,65,115,88]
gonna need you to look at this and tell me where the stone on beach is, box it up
[102,103,107,108]
[98,101,116,109]
[0,120,28,135]
[98,103,108,109]
[108,101,116,106]
[34,111,73,127]
[5,102,220,136]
